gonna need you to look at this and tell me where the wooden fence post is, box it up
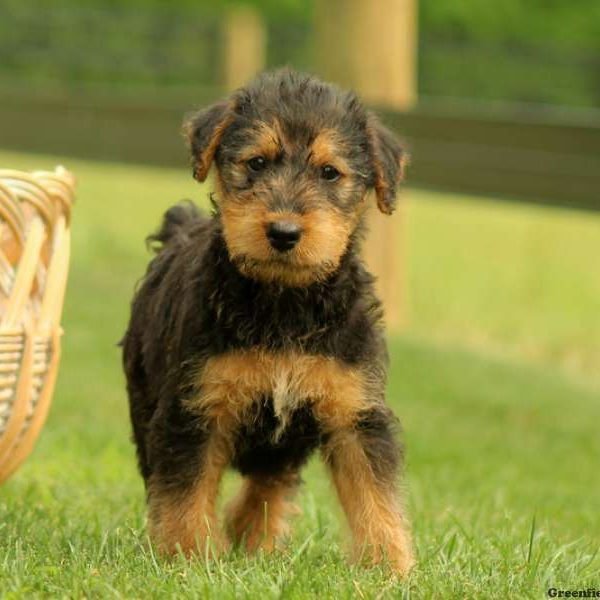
[315,0,417,331]
[223,6,267,91]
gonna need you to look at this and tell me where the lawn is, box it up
[0,150,599,599]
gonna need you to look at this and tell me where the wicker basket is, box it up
[0,167,74,484]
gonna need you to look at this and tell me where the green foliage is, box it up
[0,149,598,597]
[6,0,312,22]
[1,0,598,106]
[420,0,600,50]
[418,0,600,104]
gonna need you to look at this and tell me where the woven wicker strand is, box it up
[0,167,74,484]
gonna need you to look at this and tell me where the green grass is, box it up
[0,150,599,598]
[405,191,600,383]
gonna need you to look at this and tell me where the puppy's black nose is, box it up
[266,221,302,252]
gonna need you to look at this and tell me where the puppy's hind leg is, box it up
[225,470,301,552]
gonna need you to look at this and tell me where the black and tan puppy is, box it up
[122,69,414,574]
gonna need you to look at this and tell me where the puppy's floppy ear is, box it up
[183,100,234,182]
[367,115,407,215]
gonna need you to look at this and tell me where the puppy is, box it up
[122,69,414,574]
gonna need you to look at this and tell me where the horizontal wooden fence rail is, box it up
[1,88,599,210]
[381,103,600,211]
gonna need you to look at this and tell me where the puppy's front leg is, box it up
[147,421,230,557]
[322,407,415,576]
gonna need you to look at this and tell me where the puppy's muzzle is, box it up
[266,220,302,252]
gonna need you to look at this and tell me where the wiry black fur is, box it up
[232,398,323,478]
[122,69,405,514]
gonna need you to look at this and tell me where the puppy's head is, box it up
[185,69,406,287]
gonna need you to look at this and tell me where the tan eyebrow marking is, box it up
[239,121,284,162]
[309,129,351,175]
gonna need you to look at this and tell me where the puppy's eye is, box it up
[321,164,341,181]
[247,156,267,172]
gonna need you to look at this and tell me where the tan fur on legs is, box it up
[225,471,300,551]
[324,430,415,575]
[147,431,230,556]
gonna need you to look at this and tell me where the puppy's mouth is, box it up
[230,253,338,287]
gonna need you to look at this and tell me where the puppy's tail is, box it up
[146,200,205,253]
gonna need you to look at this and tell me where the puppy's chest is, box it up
[190,348,367,430]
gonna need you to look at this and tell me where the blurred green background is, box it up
[0,1,599,598]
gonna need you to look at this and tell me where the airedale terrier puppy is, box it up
[122,69,414,574]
